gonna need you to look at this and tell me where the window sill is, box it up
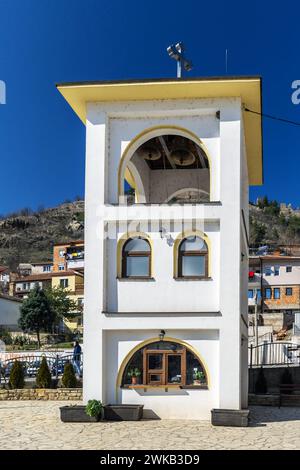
[122,384,208,390]
[117,277,155,282]
[173,277,212,281]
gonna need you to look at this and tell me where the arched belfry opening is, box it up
[122,133,210,204]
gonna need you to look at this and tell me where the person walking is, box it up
[73,341,82,377]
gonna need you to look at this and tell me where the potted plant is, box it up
[127,367,141,385]
[60,399,103,423]
[193,370,206,385]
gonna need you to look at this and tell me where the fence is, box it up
[249,342,300,367]
[0,352,83,384]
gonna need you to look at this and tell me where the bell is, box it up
[171,148,195,166]
[139,145,161,161]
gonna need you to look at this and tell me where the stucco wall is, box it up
[104,329,219,420]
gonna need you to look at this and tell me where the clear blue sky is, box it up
[1,0,300,214]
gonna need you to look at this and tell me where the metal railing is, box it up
[249,342,300,367]
[0,352,83,384]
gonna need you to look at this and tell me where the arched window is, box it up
[178,236,208,279]
[122,237,151,278]
[121,340,207,388]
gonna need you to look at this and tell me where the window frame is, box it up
[265,287,272,299]
[121,237,151,279]
[274,287,281,299]
[286,287,293,296]
[178,236,208,279]
[286,266,292,273]
[248,289,254,299]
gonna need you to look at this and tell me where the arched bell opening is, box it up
[121,130,211,204]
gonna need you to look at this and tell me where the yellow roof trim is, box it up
[57,77,263,185]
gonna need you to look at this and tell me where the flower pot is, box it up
[104,404,144,421]
[131,376,138,385]
[60,405,101,423]
[193,380,201,385]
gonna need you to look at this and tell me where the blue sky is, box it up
[1,0,300,214]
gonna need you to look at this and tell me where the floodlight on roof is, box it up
[166,42,193,78]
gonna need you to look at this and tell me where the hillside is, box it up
[1,196,300,271]
[249,197,300,248]
[0,201,84,270]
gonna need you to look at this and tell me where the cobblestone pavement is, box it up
[0,401,299,450]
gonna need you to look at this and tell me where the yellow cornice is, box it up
[57,77,263,185]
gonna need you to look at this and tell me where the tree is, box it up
[36,356,52,388]
[9,361,24,389]
[18,286,56,348]
[62,362,77,388]
[45,286,79,328]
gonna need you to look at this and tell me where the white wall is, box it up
[82,96,248,417]
[104,329,219,420]
[106,226,220,313]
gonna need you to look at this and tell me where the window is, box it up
[257,289,261,300]
[178,236,208,279]
[43,265,51,272]
[60,279,69,289]
[265,288,272,299]
[121,341,207,387]
[59,250,65,258]
[58,264,65,271]
[248,289,254,299]
[122,237,151,278]
[274,288,280,299]
[265,266,272,276]
[274,266,280,276]
[286,266,292,273]
[286,287,293,296]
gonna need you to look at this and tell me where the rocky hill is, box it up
[0,201,84,270]
[249,197,300,248]
[1,196,300,270]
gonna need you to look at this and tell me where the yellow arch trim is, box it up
[118,125,213,201]
[117,231,153,278]
[116,336,211,395]
[173,229,212,278]
[124,167,136,189]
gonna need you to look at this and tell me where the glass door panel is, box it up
[167,354,182,384]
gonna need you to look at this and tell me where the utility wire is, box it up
[244,107,300,127]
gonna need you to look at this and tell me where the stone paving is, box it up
[0,401,299,450]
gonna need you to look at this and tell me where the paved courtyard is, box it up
[0,401,299,450]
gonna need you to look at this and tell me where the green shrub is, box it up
[36,356,52,388]
[0,327,13,345]
[86,400,103,418]
[62,362,77,388]
[9,361,24,389]
[254,367,267,394]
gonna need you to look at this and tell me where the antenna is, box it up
[225,49,228,73]
[167,42,193,78]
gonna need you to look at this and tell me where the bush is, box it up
[9,361,24,389]
[86,400,103,418]
[0,328,13,345]
[36,356,52,388]
[254,367,267,394]
[62,362,77,388]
